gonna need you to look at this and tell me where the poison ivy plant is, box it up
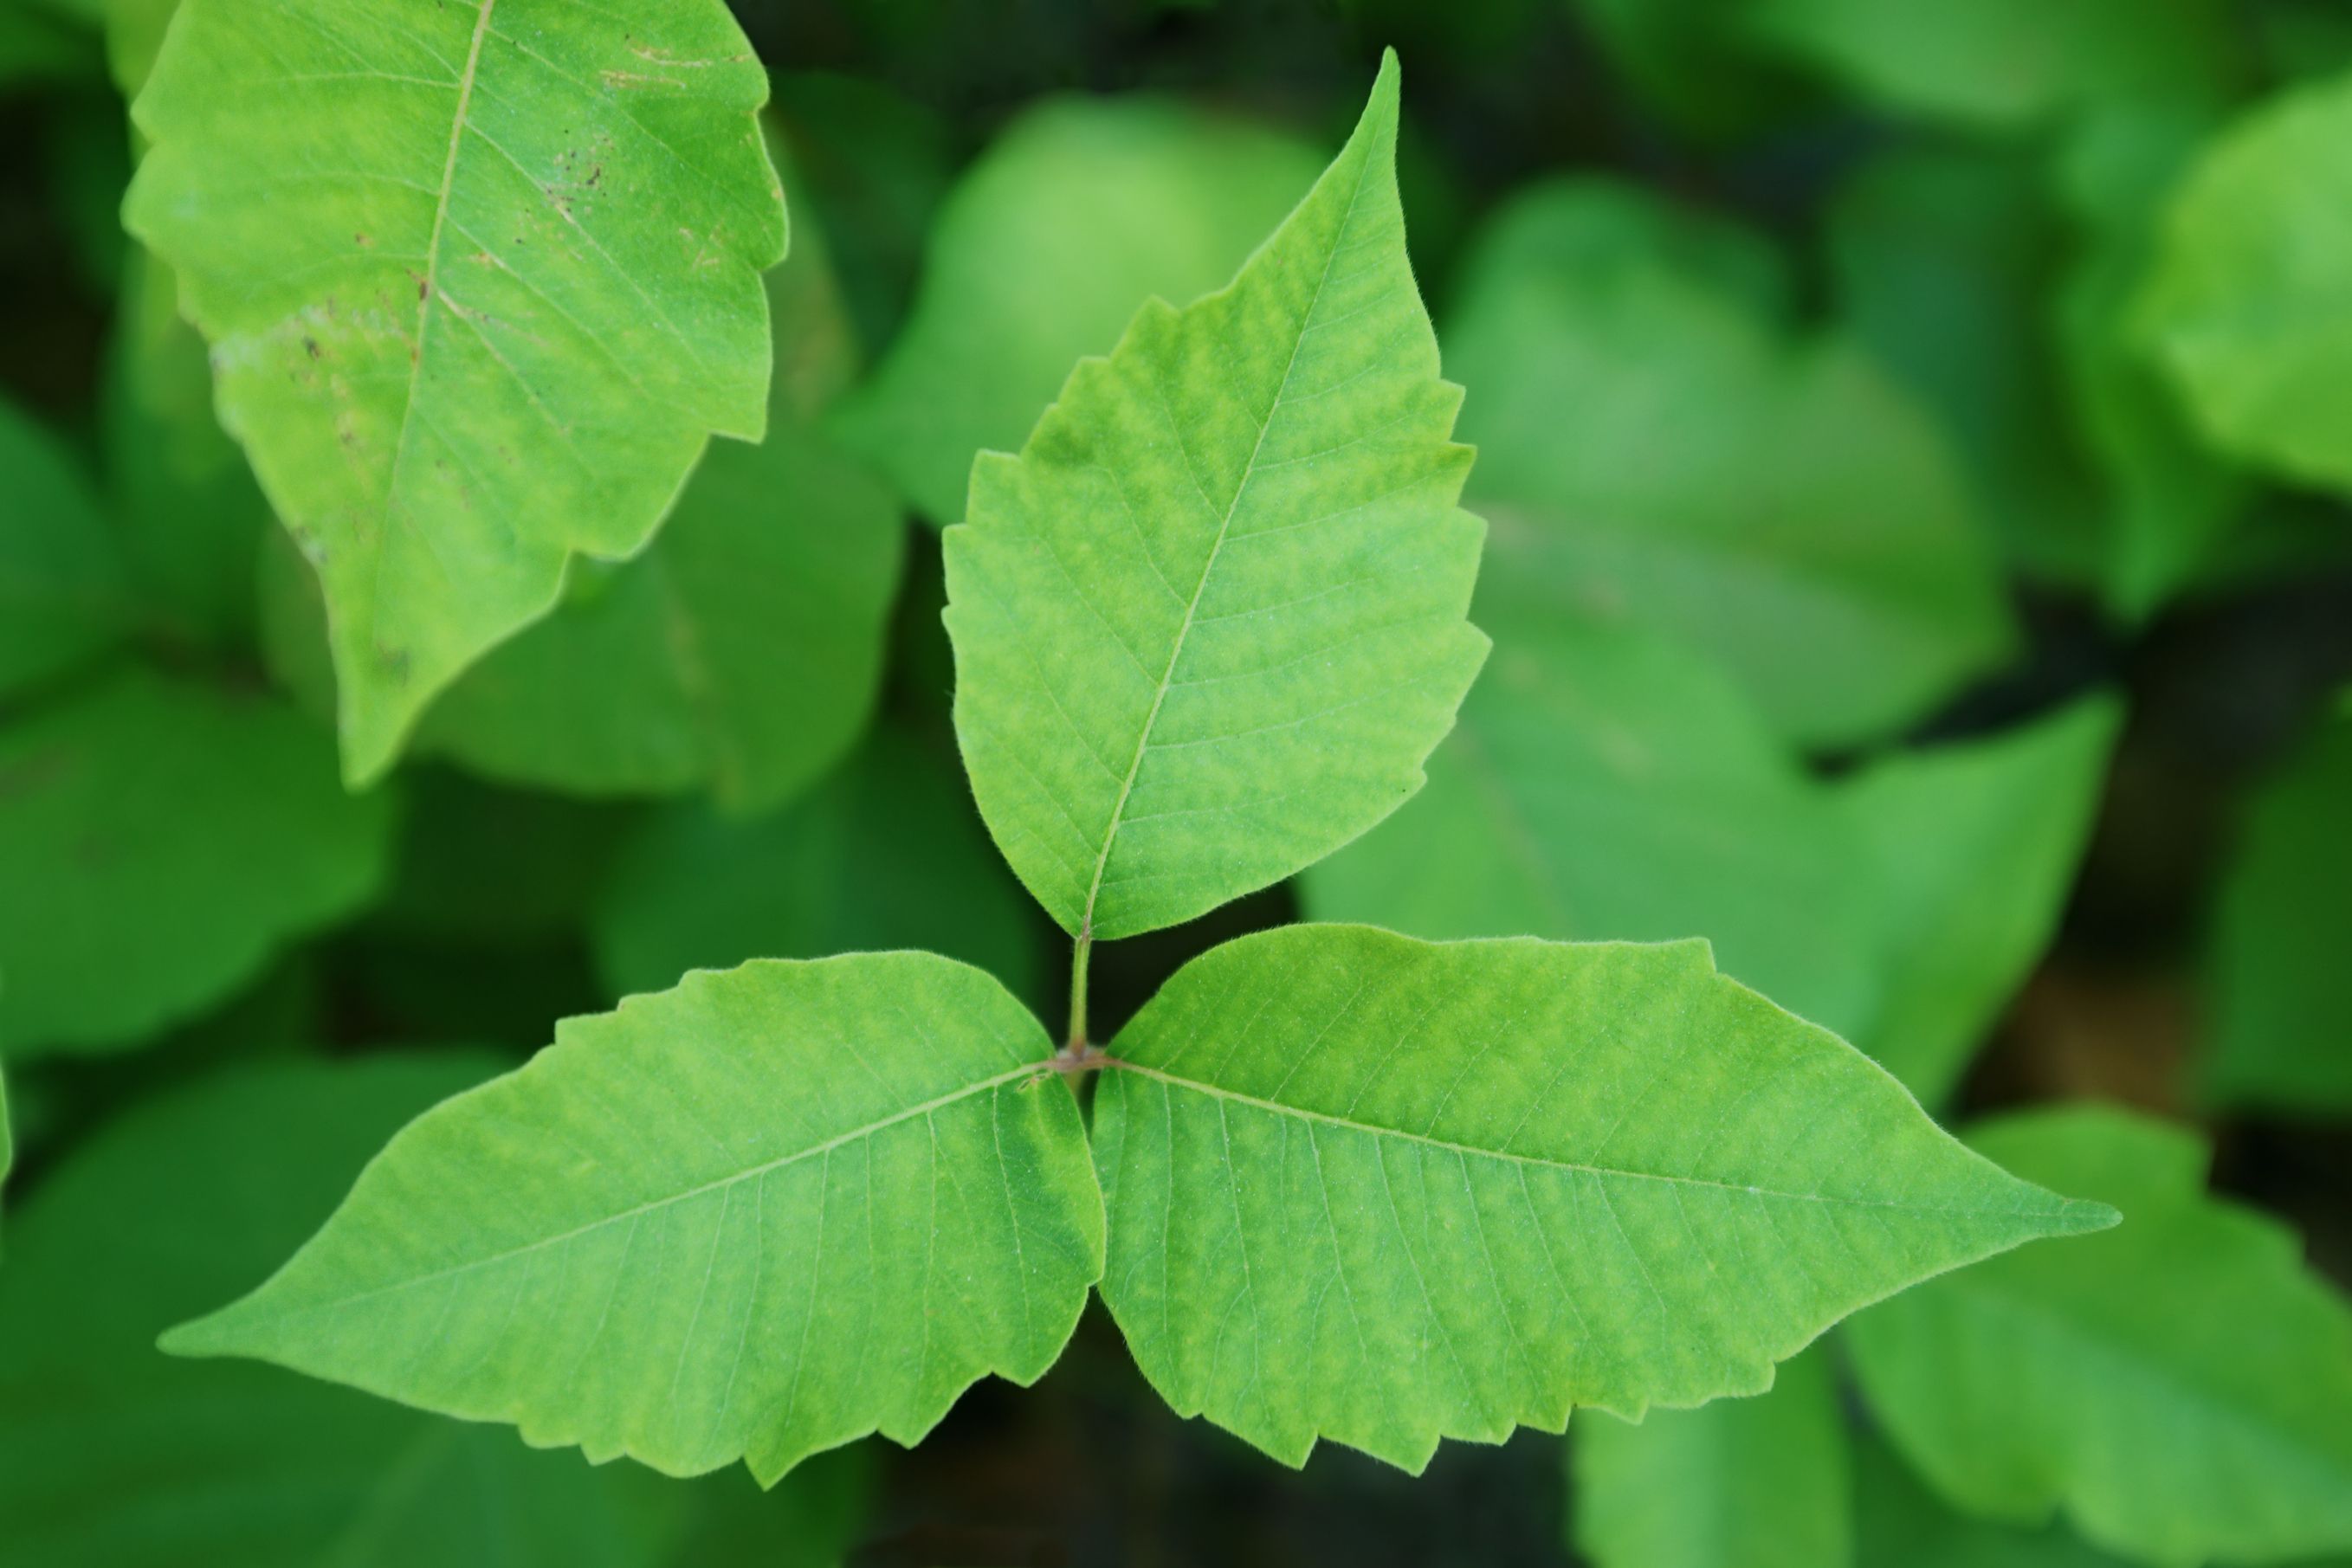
[0,396,130,702]
[0,1053,864,1566]
[163,55,2113,1491]
[165,957,1104,1481]
[830,97,1321,526]
[1094,926,2110,1470]
[0,668,396,1058]
[1573,1346,1850,1568]
[1747,0,2240,128]
[1849,1106,2352,1566]
[2202,701,2352,1111]
[943,56,1487,941]
[2139,68,2352,494]
[1448,179,2015,748]
[125,0,789,783]
[591,725,1044,1008]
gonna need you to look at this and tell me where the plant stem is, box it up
[1064,932,1092,1058]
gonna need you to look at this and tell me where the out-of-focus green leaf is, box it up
[407,417,900,811]
[1573,1345,1851,1568]
[2054,107,2247,619]
[165,957,1102,1486]
[102,248,270,650]
[100,0,171,94]
[1563,0,1804,137]
[830,95,1322,526]
[0,1054,866,1566]
[125,0,788,783]
[0,397,130,703]
[771,70,953,358]
[1307,563,2111,1104]
[1094,923,2116,1471]
[1849,1106,2352,1566]
[260,247,904,813]
[0,0,100,89]
[2204,704,2352,1111]
[592,725,1044,1008]
[1451,179,2013,749]
[945,55,1486,942]
[1854,1433,2134,1568]
[1839,699,2119,1108]
[1302,577,1884,1034]
[1828,146,2106,590]
[0,668,395,1059]
[2140,70,2352,494]
[1747,0,2240,128]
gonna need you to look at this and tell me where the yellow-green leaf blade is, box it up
[1848,1106,2352,1565]
[942,53,1488,941]
[125,0,788,782]
[163,955,1104,1484]
[1093,924,2113,1472]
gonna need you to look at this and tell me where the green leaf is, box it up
[944,55,1488,942]
[124,0,788,783]
[1302,578,1884,1034]
[1746,0,2240,128]
[830,95,1322,526]
[1091,923,2116,1471]
[0,1053,864,1566]
[1826,147,2106,591]
[1854,1434,2136,1568]
[2203,707,2352,1111]
[164,955,1103,1484]
[1848,1105,2352,1565]
[1305,572,2115,1107]
[0,397,130,703]
[0,668,396,1059]
[2139,70,2352,494]
[592,725,1045,1010]
[1450,179,2012,748]
[258,286,903,810]
[1573,1345,1851,1568]
[1838,698,2120,1108]
[2052,107,2247,619]
[102,248,272,650]
[408,419,897,810]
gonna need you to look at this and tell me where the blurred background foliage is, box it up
[1,0,2349,1564]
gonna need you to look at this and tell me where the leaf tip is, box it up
[2054,1197,2123,1237]
[156,1311,236,1360]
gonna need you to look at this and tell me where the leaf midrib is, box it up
[373,0,494,602]
[208,1061,1050,1326]
[1106,1058,2088,1223]
[1073,139,1380,937]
